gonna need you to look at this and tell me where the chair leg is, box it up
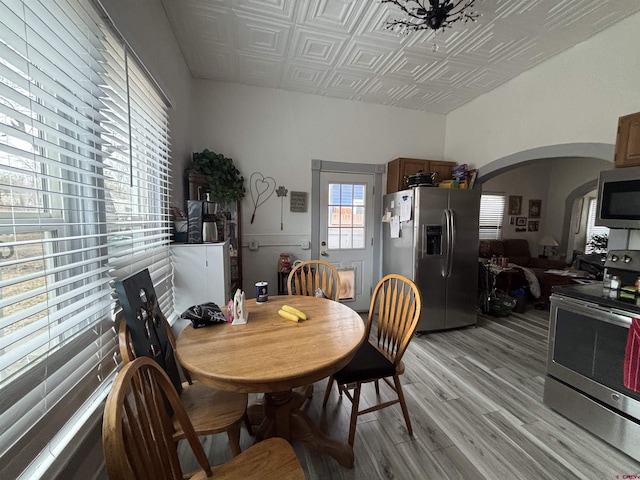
[227,421,242,457]
[242,412,254,436]
[374,379,380,395]
[348,382,361,446]
[393,375,413,436]
[322,376,335,407]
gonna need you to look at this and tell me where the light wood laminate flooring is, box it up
[179,309,640,479]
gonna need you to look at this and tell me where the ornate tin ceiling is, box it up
[161,0,640,113]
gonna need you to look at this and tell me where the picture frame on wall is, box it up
[529,199,542,218]
[508,195,522,215]
[516,216,527,226]
[528,220,539,232]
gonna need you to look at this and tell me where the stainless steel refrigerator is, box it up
[382,187,480,332]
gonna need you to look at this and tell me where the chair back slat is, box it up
[103,357,212,480]
[369,274,422,365]
[287,260,341,301]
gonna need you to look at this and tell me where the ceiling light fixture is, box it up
[382,0,479,34]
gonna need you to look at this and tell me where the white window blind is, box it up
[0,1,172,478]
[479,193,506,240]
[586,197,609,253]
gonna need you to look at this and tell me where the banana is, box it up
[278,309,300,322]
[282,305,307,320]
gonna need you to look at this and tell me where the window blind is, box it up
[479,193,506,240]
[586,197,609,253]
[0,1,172,478]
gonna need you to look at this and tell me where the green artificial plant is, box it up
[186,149,245,201]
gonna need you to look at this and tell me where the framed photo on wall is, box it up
[508,195,522,215]
[529,199,542,218]
[516,216,527,227]
[528,220,539,232]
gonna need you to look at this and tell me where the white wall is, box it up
[99,0,193,204]
[190,80,445,290]
[445,11,640,170]
[482,162,552,255]
[545,158,611,242]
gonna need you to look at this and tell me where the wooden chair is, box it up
[287,260,341,301]
[103,357,305,480]
[118,319,250,456]
[322,274,422,446]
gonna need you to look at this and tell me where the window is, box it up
[0,1,172,478]
[327,183,366,249]
[479,193,506,240]
[585,197,609,253]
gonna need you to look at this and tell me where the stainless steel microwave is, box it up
[596,165,640,229]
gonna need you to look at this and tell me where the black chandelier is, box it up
[382,0,479,33]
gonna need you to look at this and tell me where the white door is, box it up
[319,171,374,311]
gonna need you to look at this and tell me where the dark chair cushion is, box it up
[334,341,395,384]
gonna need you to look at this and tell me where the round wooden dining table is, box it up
[175,295,365,468]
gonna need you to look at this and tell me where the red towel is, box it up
[624,318,640,392]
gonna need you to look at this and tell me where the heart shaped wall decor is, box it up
[249,172,276,223]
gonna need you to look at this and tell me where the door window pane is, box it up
[327,183,366,250]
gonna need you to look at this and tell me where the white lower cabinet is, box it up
[172,241,230,315]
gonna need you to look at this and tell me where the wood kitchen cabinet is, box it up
[172,241,230,315]
[386,157,457,193]
[614,111,640,168]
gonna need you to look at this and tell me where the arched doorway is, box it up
[475,142,614,262]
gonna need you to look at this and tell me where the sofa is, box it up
[479,238,568,306]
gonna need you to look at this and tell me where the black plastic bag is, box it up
[487,290,517,317]
[181,302,227,328]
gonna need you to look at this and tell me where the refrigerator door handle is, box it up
[446,208,456,278]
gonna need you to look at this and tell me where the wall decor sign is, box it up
[508,195,522,215]
[290,191,308,212]
[529,199,542,218]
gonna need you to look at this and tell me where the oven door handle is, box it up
[551,295,633,328]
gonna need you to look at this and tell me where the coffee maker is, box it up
[186,195,220,243]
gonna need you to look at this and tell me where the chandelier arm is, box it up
[383,0,428,21]
[387,18,428,28]
[382,0,417,18]
[446,9,476,22]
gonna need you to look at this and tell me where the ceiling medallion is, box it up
[382,0,479,34]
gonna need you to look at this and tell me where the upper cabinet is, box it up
[615,112,640,168]
[386,157,457,193]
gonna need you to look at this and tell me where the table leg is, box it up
[251,389,354,468]
[290,409,354,468]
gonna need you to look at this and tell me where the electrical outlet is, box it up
[301,240,310,250]
[248,240,258,251]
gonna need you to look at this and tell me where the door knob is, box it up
[321,251,328,257]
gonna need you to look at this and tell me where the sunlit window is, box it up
[0,1,172,478]
[479,193,506,240]
[327,183,366,249]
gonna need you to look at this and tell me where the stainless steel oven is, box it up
[544,250,640,462]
